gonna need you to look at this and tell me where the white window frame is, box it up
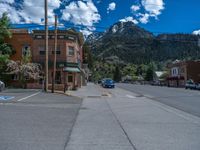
[22,45,31,57]
[68,46,75,56]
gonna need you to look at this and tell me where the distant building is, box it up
[167,60,200,87]
[153,71,167,85]
[5,29,86,90]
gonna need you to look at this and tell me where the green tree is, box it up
[145,62,155,81]
[113,66,121,82]
[0,13,12,80]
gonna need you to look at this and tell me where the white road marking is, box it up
[17,92,41,102]
[126,95,136,99]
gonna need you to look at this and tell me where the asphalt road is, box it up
[65,84,200,150]
[117,83,200,117]
[0,89,82,150]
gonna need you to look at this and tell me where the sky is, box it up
[0,0,200,36]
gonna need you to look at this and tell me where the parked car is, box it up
[195,83,200,90]
[101,78,106,86]
[0,80,5,92]
[185,80,196,89]
[102,79,115,88]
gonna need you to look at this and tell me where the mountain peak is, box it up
[108,21,136,34]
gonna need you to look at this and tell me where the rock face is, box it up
[86,21,200,64]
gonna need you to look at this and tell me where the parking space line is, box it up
[17,92,41,102]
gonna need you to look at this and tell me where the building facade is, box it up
[5,29,32,61]
[5,29,85,90]
[167,60,200,87]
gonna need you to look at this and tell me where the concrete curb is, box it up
[46,90,83,99]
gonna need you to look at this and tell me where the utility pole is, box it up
[45,0,48,92]
[52,15,58,93]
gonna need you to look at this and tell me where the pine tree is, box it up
[113,66,121,82]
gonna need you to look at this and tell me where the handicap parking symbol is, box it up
[0,96,15,101]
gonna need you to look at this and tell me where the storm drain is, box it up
[87,96,102,98]
[135,94,144,97]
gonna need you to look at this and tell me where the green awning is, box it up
[63,67,81,73]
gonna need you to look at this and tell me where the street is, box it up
[66,83,200,150]
[0,89,82,150]
[117,83,200,117]
[0,84,200,150]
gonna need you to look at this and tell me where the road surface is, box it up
[117,83,200,117]
[0,89,82,150]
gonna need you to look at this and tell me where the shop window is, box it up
[55,71,61,84]
[68,75,73,83]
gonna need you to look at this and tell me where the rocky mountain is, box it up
[86,21,200,64]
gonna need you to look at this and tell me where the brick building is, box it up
[5,29,86,90]
[5,29,32,61]
[167,60,200,87]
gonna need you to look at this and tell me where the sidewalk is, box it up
[66,83,103,98]
[66,84,200,150]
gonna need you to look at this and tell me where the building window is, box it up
[52,46,61,55]
[22,45,31,57]
[59,35,65,39]
[171,67,179,76]
[39,46,45,55]
[68,46,75,56]
[51,71,61,84]
[11,74,18,80]
[68,36,75,40]
[36,35,42,39]
[68,75,73,83]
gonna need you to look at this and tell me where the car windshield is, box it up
[105,80,114,83]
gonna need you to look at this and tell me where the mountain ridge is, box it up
[86,21,200,64]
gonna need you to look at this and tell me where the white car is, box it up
[196,83,200,90]
[185,80,196,89]
[0,80,5,91]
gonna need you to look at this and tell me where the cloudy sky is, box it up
[0,0,200,35]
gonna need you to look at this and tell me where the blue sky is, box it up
[0,0,200,35]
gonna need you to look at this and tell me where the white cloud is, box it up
[120,16,138,24]
[131,5,140,12]
[129,0,165,24]
[0,0,61,24]
[141,0,164,17]
[107,2,116,13]
[62,1,100,27]
[80,29,92,36]
[192,30,200,35]
[0,3,21,23]
[5,0,15,4]
[19,0,61,24]
[138,13,150,24]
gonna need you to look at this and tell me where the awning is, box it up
[63,67,81,73]
[167,76,185,80]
